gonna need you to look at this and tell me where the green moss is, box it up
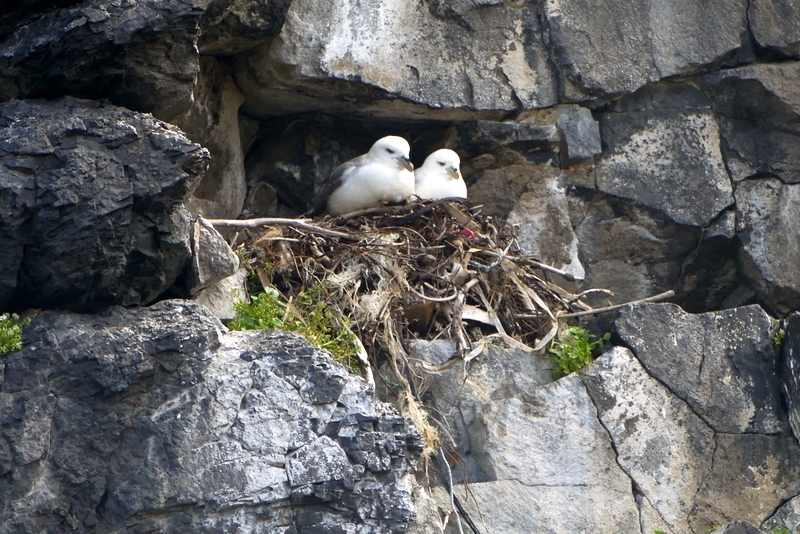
[229,286,360,373]
[549,326,610,380]
[773,326,787,357]
[0,313,28,356]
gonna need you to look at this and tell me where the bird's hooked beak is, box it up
[447,166,461,180]
[398,156,414,172]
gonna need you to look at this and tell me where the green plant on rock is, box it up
[0,313,29,356]
[549,326,610,380]
[229,285,360,373]
[772,326,787,357]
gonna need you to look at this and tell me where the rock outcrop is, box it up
[0,0,203,120]
[543,0,749,97]
[0,97,209,312]
[2,0,800,532]
[412,304,798,533]
[0,300,422,533]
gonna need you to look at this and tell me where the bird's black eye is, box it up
[386,148,395,155]
[437,161,446,166]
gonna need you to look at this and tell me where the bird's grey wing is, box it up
[311,155,365,215]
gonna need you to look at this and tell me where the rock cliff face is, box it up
[1,0,800,533]
[1,301,422,532]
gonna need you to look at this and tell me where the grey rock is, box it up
[736,179,800,315]
[596,84,734,226]
[556,104,601,166]
[572,195,702,308]
[749,0,800,57]
[236,0,557,117]
[697,434,800,525]
[702,63,800,185]
[693,433,800,531]
[193,267,249,322]
[426,361,640,532]
[199,0,292,56]
[543,0,748,96]
[244,116,352,214]
[674,218,741,312]
[177,57,248,219]
[763,494,800,534]
[584,343,800,531]
[466,165,532,219]
[616,303,786,434]
[0,0,203,121]
[408,339,458,368]
[715,521,765,534]
[455,116,560,152]
[451,477,639,534]
[242,181,279,217]
[705,208,737,240]
[780,312,800,444]
[188,217,239,295]
[0,300,423,533]
[0,0,84,42]
[0,97,210,312]
[411,339,553,482]
[286,436,353,487]
[582,346,715,533]
[507,166,585,280]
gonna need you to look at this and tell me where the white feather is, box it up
[325,136,415,215]
[414,148,467,200]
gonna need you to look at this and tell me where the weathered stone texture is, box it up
[188,217,239,295]
[749,0,800,57]
[199,0,293,55]
[596,84,733,226]
[176,57,248,219]
[781,312,800,444]
[236,0,558,116]
[582,346,714,533]
[0,98,209,312]
[544,0,748,96]
[0,0,204,120]
[702,63,800,185]
[572,195,702,307]
[0,301,422,533]
[736,179,800,315]
[507,166,585,280]
[616,303,786,434]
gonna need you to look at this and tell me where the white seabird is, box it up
[414,148,467,200]
[312,136,415,216]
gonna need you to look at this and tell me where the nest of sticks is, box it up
[211,200,670,458]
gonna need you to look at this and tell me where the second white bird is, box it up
[414,149,467,200]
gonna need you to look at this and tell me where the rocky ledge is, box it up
[0,300,423,533]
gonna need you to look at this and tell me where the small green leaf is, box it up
[0,313,29,356]
[549,326,610,380]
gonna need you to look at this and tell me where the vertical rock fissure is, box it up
[578,374,658,534]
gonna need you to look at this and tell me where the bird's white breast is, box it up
[415,169,467,200]
[327,161,414,215]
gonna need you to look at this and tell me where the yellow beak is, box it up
[399,156,414,172]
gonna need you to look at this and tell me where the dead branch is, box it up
[558,290,676,318]
[206,217,358,240]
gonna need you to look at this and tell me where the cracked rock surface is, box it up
[0,300,423,533]
[0,97,210,312]
[422,303,799,534]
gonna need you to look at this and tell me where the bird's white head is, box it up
[368,136,413,172]
[420,148,461,180]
